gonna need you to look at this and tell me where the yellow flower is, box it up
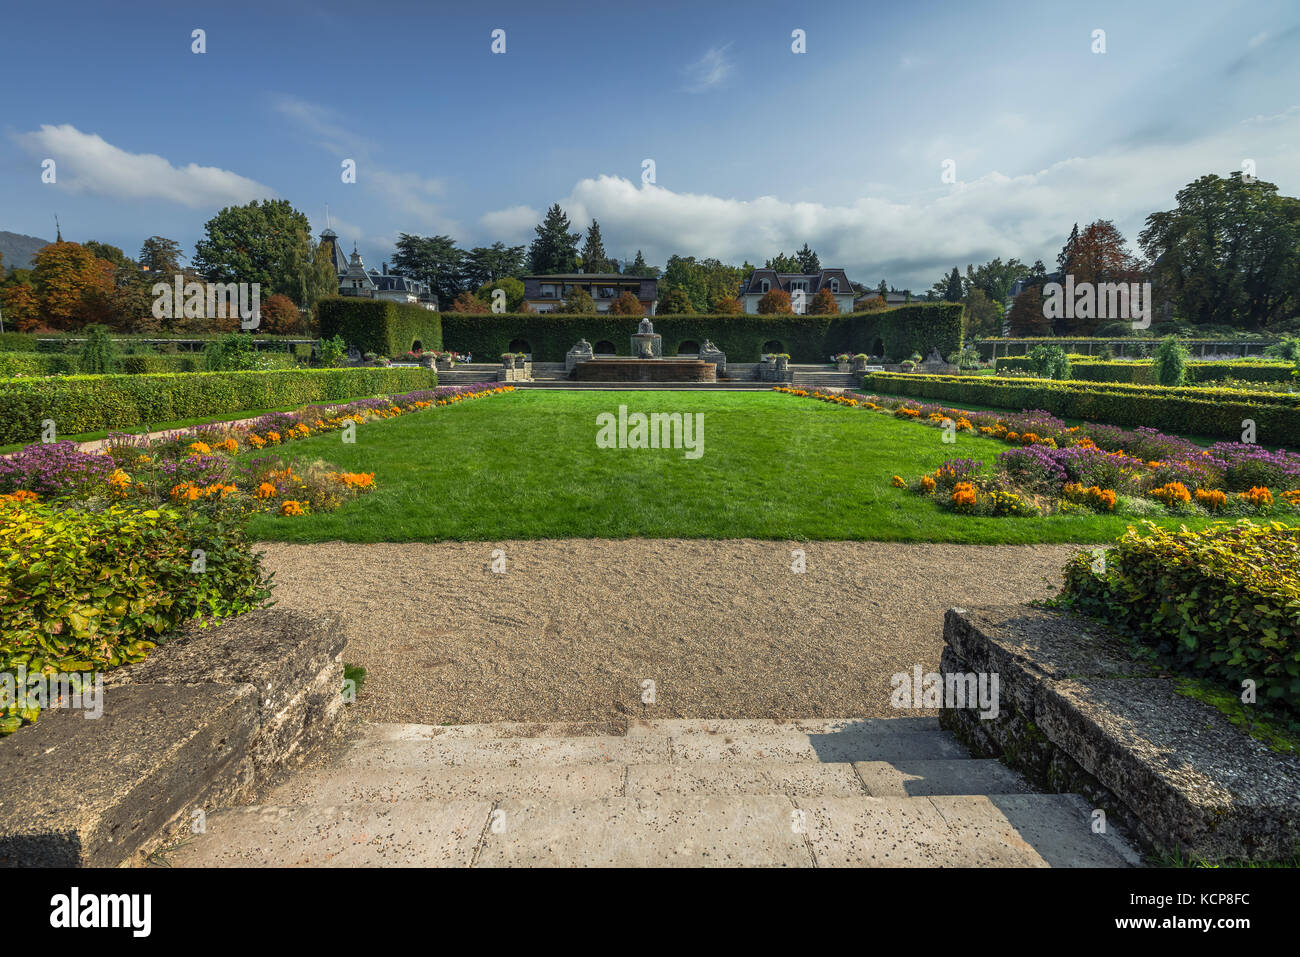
[279,500,305,516]
[256,482,277,499]
[187,441,211,455]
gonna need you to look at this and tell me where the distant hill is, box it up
[0,231,52,272]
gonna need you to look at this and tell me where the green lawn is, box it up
[246,390,1222,544]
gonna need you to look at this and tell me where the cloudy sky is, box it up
[2,0,1297,289]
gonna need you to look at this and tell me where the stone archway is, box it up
[677,340,700,356]
[761,340,784,356]
[593,340,617,355]
[871,337,884,357]
[508,338,531,355]
[412,340,423,353]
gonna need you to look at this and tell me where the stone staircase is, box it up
[164,718,1140,867]
[790,366,861,389]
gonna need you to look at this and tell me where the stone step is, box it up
[165,792,1138,868]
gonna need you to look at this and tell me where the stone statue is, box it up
[702,339,716,351]
[638,316,654,335]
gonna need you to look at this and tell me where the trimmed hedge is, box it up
[0,367,438,444]
[1060,521,1300,721]
[861,371,1300,445]
[430,303,963,364]
[995,356,1296,385]
[317,298,443,358]
[974,336,1279,360]
[0,351,298,376]
[318,297,962,364]
[0,333,39,353]
[0,353,80,376]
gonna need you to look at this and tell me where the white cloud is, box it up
[11,124,274,208]
[682,44,734,93]
[479,204,539,242]
[483,107,1300,287]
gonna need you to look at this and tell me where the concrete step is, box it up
[166,792,1137,868]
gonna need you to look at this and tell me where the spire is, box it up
[55,214,62,243]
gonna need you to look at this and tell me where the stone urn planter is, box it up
[835,359,851,373]
[420,355,438,369]
[852,356,869,373]
[772,356,789,373]
[502,354,516,369]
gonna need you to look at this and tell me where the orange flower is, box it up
[951,482,977,508]
[891,475,906,488]
[219,438,239,454]
[920,475,936,494]
[187,441,211,455]
[279,500,305,516]
[1238,486,1273,508]
[1195,488,1227,511]
[1149,482,1191,507]
[255,482,277,499]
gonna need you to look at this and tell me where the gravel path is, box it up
[257,539,1079,726]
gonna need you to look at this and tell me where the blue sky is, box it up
[2,0,1298,289]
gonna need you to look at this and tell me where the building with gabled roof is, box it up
[738,268,856,314]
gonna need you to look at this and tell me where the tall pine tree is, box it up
[580,220,611,273]
[528,204,581,274]
[795,243,820,273]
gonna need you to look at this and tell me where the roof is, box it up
[523,273,643,282]
[740,268,854,297]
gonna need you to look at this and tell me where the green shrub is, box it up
[0,367,438,444]
[861,371,1300,444]
[78,325,117,374]
[1059,521,1300,721]
[994,356,1295,385]
[0,353,79,376]
[317,298,443,358]
[0,333,38,353]
[1027,344,1072,380]
[1152,336,1189,386]
[0,500,273,733]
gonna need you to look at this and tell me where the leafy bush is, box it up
[1152,336,1190,386]
[1027,344,1072,380]
[78,325,117,375]
[0,500,272,732]
[0,367,438,444]
[1059,521,1300,721]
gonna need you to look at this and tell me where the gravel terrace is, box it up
[258,539,1078,727]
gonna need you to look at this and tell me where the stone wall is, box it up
[939,605,1300,862]
[0,609,349,867]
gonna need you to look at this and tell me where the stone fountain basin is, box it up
[574,358,717,382]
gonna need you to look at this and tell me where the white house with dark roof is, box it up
[738,268,856,314]
[322,229,438,310]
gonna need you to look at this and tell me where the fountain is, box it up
[572,317,717,382]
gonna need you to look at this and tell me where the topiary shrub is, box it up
[1027,344,1072,380]
[77,325,117,375]
[1152,336,1190,386]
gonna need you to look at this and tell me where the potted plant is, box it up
[501,352,516,369]
[420,352,438,369]
[901,358,917,372]
[852,353,869,372]
[832,353,851,372]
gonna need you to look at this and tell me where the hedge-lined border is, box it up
[861,371,1300,445]
[320,297,965,364]
[0,367,438,445]
[0,352,303,377]
[993,357,1296,385]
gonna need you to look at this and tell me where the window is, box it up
[790,280,808,292]
[829,279,839,293]
[760,280,770,293]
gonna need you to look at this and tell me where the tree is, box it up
[192,199,315,300]
[609,290,645,315]
[810,286,839,314]
[1057,223,1080,276]
[580,220,612,273]
[475,276,526,312]
[463,242,526,287]
[962,288,1002,338]
[391,233,465,307]
[660,287,694,313]
[943,267,964,302]
[298,240,340,314]
[450,290,491,313]
[795,243,820,274]
[659,255,744,313]
[1006,285,1049,336]
[562,286,597,313]
[877,279,888,298]
[757,288,793,314]
[861,295,890,312]
[78,324,118,374]
[259,293,304,334]
[765,251,801,273]
[1140,172,1300,330]
[528,204,580,274]
[964,258,1026,305]
[30,241,116,330]
[1059,220,1142,334]
[139,236,183,277]
[624,250,659,278]
[1027,344,1071,380]
[83,242,133,272]
[713,295,743,314]
[1,282,39,331]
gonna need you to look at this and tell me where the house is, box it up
[739,268,856,314]
[853,291,916,310]
[321,228,438,310]
[523,274,658,314]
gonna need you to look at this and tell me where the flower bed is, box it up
[774,385,1300,520]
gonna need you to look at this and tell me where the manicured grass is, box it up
[246,390,1224,544]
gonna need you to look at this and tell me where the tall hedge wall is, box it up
[434,303,962,363]
[318,298,962,363]
[0,367,438,445]
[317,298,443,357]
[862,372,1300,445]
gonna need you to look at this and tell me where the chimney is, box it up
[382,262,388,275]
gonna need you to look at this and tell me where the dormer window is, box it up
[760,280,770,293]
[829,279,839,293]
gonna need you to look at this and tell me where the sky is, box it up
[1,0,1298,291]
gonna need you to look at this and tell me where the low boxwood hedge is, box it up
[995,356,1296,385]
[1060,521,1300,722]
[861,371,1300,444]
[0,367,438,444]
